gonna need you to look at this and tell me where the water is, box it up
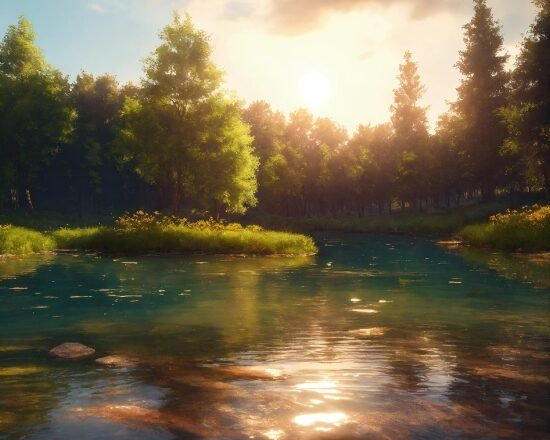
[0,234,549,440]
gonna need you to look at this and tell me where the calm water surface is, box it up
[0,234,549,439]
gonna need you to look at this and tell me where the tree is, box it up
[116,13,258,215]
[243,101,287,212]
[64,73,125,212]
[348,124,396,214]
[390,51,430,209]
[0,16,73,210]
[453,0,509,198]
[505,0,550,191]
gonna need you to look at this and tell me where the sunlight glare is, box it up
[293,411,348,427]
[299,72,332,109]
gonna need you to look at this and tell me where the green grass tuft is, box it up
[0,225,55,256]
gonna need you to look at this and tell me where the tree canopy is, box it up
[0,3,548,218]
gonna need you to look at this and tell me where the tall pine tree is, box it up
[390,51,429,209]
[453,0,509,198]
[507,0,550,191]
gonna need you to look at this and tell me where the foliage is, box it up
[0,16,74,210]
[116,13,258,215]
[0,6,548,223]
[451,0,509,198]
[0,225,55,255]
[459,205,550,251]
[114,210,264,232]
[52,214,316,255]
[504,0,550,191]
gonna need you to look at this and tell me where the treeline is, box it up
[0,0,548,219]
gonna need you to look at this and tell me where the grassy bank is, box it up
[258,202,510,235]
[0,226,55,256]
[0,212,317,257]
[458,205,550,251]
[52,225,316,255]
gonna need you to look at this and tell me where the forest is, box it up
[0,0,548,220]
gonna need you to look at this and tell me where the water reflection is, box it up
[0,235,549,439]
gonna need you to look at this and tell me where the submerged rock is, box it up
[49,342,95,360]
[95,355,138,368]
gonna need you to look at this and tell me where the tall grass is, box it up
[271,202,510,235]
[0,225,55,256]
[47,212,317,256]
[52,225,316,255]
[458,205,550,251]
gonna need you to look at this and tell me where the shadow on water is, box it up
[0,234,548,439]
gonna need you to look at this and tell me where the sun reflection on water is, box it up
[293,411,349,427]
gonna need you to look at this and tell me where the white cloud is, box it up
[177,0,535,133]
[87,3,106,13]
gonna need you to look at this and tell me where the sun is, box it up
[299,72,332,109]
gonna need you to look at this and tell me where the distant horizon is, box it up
[0,0,537,133]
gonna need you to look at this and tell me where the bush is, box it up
[458,205,550,251]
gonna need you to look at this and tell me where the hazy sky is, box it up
[0,0,537,132]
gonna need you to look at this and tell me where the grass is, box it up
[261,202,510,235]
[52,225,317,255]
[0,225,55,256]
[458,205,550,251]
[0,212,317,257]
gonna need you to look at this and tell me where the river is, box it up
[1,234,548,439]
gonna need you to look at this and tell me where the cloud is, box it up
[222,1,255,20]
[87,2,106,13]
[268,0,464,35]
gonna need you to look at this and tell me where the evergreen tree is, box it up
[505,0,550,191]
[453,0,509,198]
[390,51,429,209]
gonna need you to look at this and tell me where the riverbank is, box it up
[255,202,510,235]
[2,203,549,256]
[0,214,317,257]
[457,205,550,252]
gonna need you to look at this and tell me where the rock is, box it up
[95,355,137,368]
[49,342,95,360]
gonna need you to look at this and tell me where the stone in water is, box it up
[49,342,95,360]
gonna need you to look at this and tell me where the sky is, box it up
[0,0,537,133]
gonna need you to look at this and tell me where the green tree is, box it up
[243,101,287,212]
[348,124,396,214]
[116,13,257,215]
[453,0,509,198]
[505,0,550,191]
[67,73,125,212]
[0,16,73,210]
[390,51,430,209]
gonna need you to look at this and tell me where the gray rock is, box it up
[49,342,95,360]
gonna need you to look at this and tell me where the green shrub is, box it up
[0,225,55,255]
[458,205,550,251]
